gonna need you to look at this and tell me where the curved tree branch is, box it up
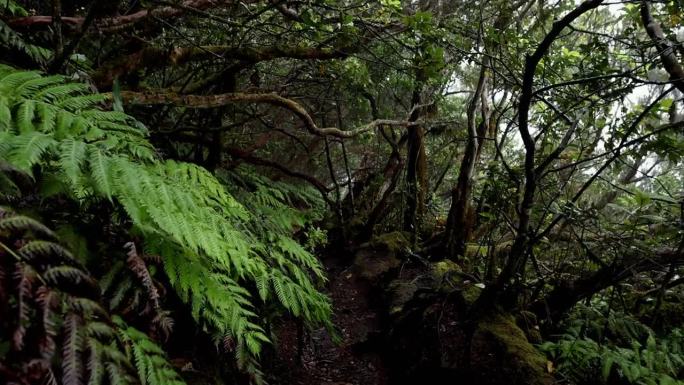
[641,1,684,94]
[118,90,418,138]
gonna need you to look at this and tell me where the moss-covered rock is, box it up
[387,279,420,316]
[354,249,401,280]
[354,232,410,281]
[461,284,483,306]
[470,314,553,385]
[431,259,461,280]
[516,310,543,344]
[366,231,411,253]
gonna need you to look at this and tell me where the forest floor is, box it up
[269,251,388,385]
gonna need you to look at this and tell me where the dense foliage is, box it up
[0,0,683,384]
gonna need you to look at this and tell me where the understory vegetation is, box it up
[0,1,683,385]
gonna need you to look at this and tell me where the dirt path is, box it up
[268,252,387,385]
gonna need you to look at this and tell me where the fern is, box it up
[63,313,85,385]
[116,318,185,385]
[0,209,186,385]
[541,312,684,385]
[0,20,51,66]
[99,244,173,339]
[0,209,132,385]
[3,131,56,174]
[0,66,333,380]
[59,139,88,189]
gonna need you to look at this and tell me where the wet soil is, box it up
[267,251,387,385]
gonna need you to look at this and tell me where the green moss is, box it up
[354,232,410,280]
[431,259,461,281]
[480,315,544,362]
[473,314,552,385]
[355,250,401,280]
[461,284,482,306]
[464,243,491,259]
[368,231,411,253]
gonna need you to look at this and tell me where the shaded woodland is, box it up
[0,1,683,384]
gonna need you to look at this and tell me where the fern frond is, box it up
[19,239,77,265]
[37,83,90,101]
[69,297,107,317]
[16,75,66,97]
[12,261,35,350]
[0,95,11,130]
[60,94,110,111]
[0,68,41,90]
[86,322,117,340]
[59,139,88,190]
[1,211,141,385]
[5,131,56,174]
[115,319,186,385]
[0,21,50,64]
[43,265,96,289]
[15,99,35,133]
[125,242,160,310]
[87,146,115,199]
[0,213,57,239]
[36,286,60,356]
[0,67,333,377]
[62,313,84,385]
[87,340,105,385]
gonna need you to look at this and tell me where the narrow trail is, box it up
[270,251,388,385]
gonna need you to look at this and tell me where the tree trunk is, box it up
[403,85,427,237]
[444,58,490,260]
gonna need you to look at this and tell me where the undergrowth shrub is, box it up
[540,303,684,385]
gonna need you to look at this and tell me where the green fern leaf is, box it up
[6,131,55,174]
[87,146,115,199]
[0,96,11,130]
[37,83,90,102]
[16,99,36,133]
[16,75,65,97]
[35,101,57,132]
[0,68,40,91]
[59,139,87,189]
